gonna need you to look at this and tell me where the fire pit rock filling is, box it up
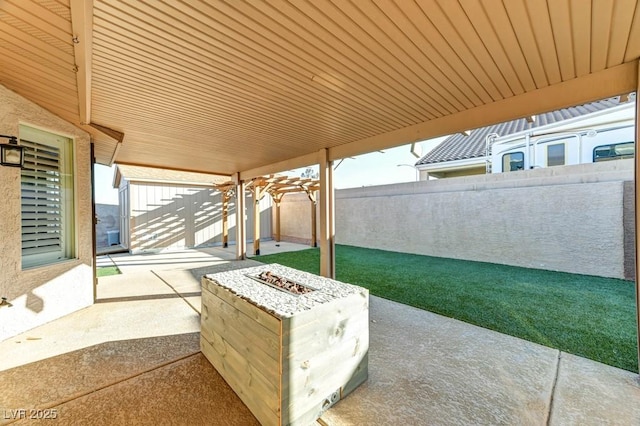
[200,264,369,426]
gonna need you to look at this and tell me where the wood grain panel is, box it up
[158,0,416,126]
[437,0,513,98]
[374,0,479,108]
[624,2,640,62]
[0,71,77,110]
[459,0,524,95]
[570,0,592,76]
[202,278,281,332]
[403,0,491,104]
[0,42,76,83]
[3,0,71,43]
[201,290,281,365]
[201,336,280,425]
[336,0,457,114]
[524,0,561,84]
[548,0,576,81]
[0,21,74,68]
[606,0,637,67]
[503,0,548,88]
[590,0,615,72]
[223,0,426,123]
[95,0,400,132]
[421,0,501,101]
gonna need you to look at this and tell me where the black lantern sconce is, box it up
[0,134,24,168]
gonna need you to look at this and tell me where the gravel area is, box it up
[204,263,367,318]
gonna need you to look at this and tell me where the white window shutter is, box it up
[21,139,64,262]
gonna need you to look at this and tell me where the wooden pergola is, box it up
[213,174,320,255]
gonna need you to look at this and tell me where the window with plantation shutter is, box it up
[20,126,75,269]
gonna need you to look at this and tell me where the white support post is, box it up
[234,173,246,260]
[318,149,335,278]
[634,60,640,374]
[253,183,261,256]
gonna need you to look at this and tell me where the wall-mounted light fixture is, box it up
[0,134,24,167]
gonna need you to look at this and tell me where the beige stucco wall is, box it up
[273,193,319,246]
[0,85,93,341]
[281,160,634,279]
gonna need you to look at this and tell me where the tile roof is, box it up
[416,96,632,166]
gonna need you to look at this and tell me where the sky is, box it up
[93,136,447,205]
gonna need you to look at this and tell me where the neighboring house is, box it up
[0,86,93,341]
[415,95,635,179]
[113,165,272,253]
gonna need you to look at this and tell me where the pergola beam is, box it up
[272,192,284,242]
[234,173,246,260]
[221,188,234,248]
[213,174,320,253]
[252,182,272,255]
[308,192,317,249]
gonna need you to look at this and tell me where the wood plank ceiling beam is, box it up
[70,0,93,125]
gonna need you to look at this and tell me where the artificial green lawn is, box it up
[254,244,638,372]
[97,265,121,277]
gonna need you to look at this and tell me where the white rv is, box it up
[489,100,635,173]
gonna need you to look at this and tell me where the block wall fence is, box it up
[276,160,635,280]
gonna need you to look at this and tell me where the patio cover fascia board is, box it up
[240,62,637,181]
[113,167,229,189]
[115,161,233,180]
[124,178,221,188]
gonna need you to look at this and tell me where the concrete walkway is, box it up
[2,242,639,425]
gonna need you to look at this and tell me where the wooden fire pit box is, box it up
[200,264,369,426]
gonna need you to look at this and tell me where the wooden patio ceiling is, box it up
[1,0,639,177]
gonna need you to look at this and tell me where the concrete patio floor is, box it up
[1,241,639,425]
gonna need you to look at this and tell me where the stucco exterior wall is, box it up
[281,160,634,279]
[0,85,93,341]
[273,193,319,246]
[96,203,120,249]
[623,181,636,280]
